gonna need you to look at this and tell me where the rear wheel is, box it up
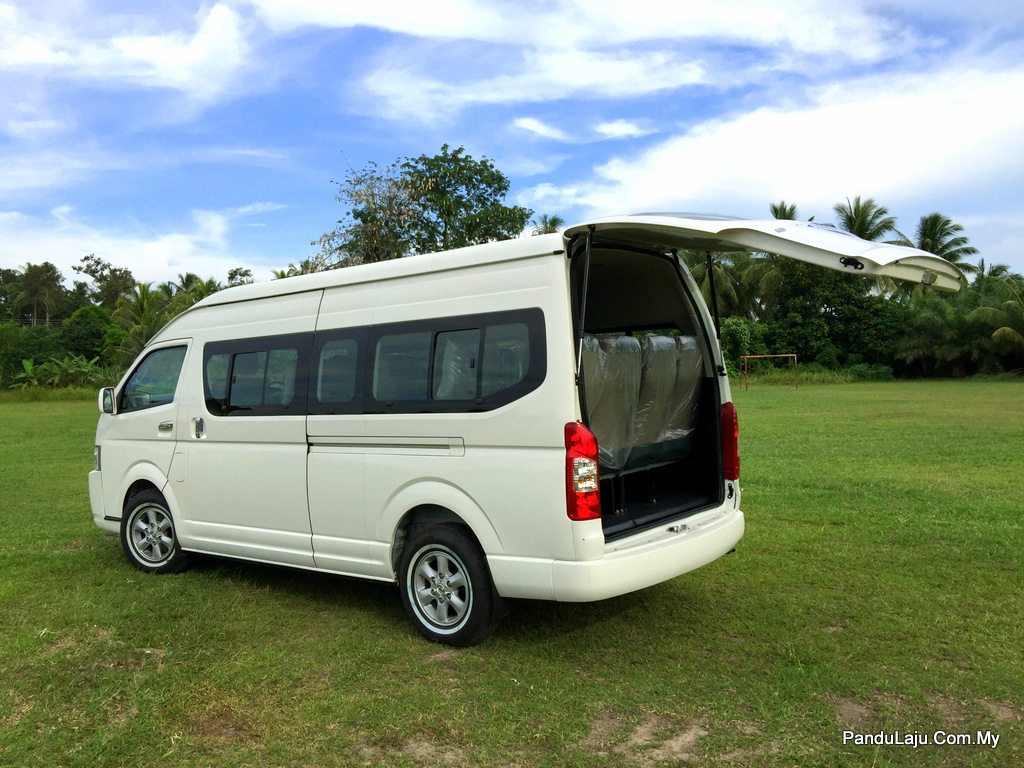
[398,525,502,646]
[121,489,191,574]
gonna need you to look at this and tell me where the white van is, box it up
[89,214,963,645]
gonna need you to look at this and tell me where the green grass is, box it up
[1,382,1021,767]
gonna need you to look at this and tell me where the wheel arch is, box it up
[381,481,502,577]
[390,504,478,575]
[116,464,186,535]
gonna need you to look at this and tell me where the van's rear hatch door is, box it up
[565,214,966,292]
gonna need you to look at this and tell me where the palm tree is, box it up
[769,201,798,220]
[893,213,979,275]
[683,251,739,317]
[973,260,1023,300]
[530,214,565,235]
[969,297,1024,359]
[113,282,169,360]
[833,196,896,241]
[16,262,65,325]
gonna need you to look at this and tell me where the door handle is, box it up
[158,421,174,433]
[192,417,206,439]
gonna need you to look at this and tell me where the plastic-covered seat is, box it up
[581,335,641,471]
[634,336,678,447]
[660,336,701,443]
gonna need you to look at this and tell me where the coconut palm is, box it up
[972,260,1023,300]
[683,251,739,317]
[113,282,170,360]
[530,214,565,235]
[893,213,979,275]
[16,262,64,325]
[833,196,896,241]
[769,200,799,220]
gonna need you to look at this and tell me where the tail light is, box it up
[565,422,601,521]
[721,401,740,481]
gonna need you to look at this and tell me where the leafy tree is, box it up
[0,324,62,387]
[319,160,417,266]
[759,259,878,366]
[16,262,65,325]
[227,267,254,286]
[73,254,135,310]
[62,305,116,360]
[0,268,23,320]
[403,144,532,253]
[272,255,335,279]
[833,196,896,241]
[317,145,533,268]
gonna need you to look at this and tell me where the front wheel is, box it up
[398,525,502,646]
[121,489,191,574]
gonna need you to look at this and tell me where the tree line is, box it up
[2,147,1022,389]
[690,198,1023,378]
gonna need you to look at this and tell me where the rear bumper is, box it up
[489,506,744,602]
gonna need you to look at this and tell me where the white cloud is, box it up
[233,202,287,217]
[521,65,1024,271]
[362,47,706,121]
[246,0,509,39]
[0,204,283,285]
[0,4,250,103]
[513,117,571,141]
[246,0,917,60]
[593,119,655,139]
[527,66,1024,213]
[0,147,129,197]
[88,5,249,102]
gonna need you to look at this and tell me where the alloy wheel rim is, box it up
[130,504,174,564]
[410,545,471,630]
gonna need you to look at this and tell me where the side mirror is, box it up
[99,387,116,415]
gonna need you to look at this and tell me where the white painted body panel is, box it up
[99,215,964,605]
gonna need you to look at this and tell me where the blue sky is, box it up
[2,0,1023,286]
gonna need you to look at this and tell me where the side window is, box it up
[205,353,230,412]
[373,331,431,402]
[120,346,187,412]
[203,335,307,416]
[317,339,358,404]
[433,329,480,400]
[366,309,545,412]
[481,323,529,396]
[229,351,267,408]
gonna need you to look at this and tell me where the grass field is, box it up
[1,381,1021,767]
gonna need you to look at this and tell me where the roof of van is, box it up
[176,212,964,322]
[189,232,566,311]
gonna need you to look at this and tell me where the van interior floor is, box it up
[599,461,719,541]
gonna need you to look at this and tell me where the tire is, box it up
[398,524,503,646]
[121,489,191,574]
